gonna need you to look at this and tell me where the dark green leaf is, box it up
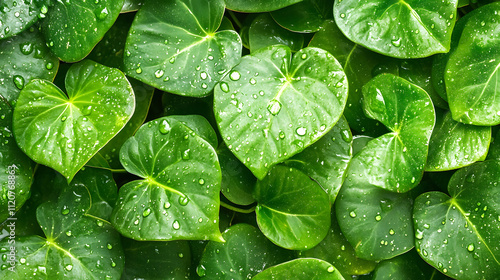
[253,166,331,250]
[215,45,348,179]
[0,26,59,105]
[13,60,135,181]
[121,0,143,13]
[252,258,345,280]
[372,250,430,280]
[413,160,500,279]
[334,0,458,58]
[124,0,242,97]
[198,223,293,279]
[249,14,304,53]
[0,0,41,39]
[487,128,500,160]
[271,0,334,33]
[225,0,304,12]
[111,117,223,241]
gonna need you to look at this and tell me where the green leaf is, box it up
[225,0,304,12]
[333,0,458,58]
[335,176,415,261]
[371,250,433,280]
[300,210,377,276]
[252,258,345,280]
[198,223,293,279]
[0,26,59,105]
[111,116,223,241]
[271,0,334,33]
[426,110,491,171]
[284,116,352,203]
[0,0,41,39]
[413,160,500,279]
[218,144,256,206]
[214,45,348,179]
[168,115,219,149]
[124,0,242,97]
[121,238,191,279]
[13,60,135,182]
[0,169,124,279]
[445,2,500,126]
[249,14,304,53]
[0,98,33,223]
[348,74,435,192]
[41,0,125,62]
[487,128,500,161]
[121,0,143,13]
[352,135,373,156]
[308,19,386,136]
[253,166,331,250]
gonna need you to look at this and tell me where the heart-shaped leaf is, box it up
[308,19,386,136]
[271,0,334,33]
[348,74,435,192]
[111,116,223,241]
[253,165,331,250]
[333,0,458,58]
[284,116,352,203]
[121,238,191,279]
[0,97,33,223]
[426,110,491,171]
[252,258,345,280]
[198,223,293,279]
[214,45,348,179]
[0,26,59,105]
[41,0,124,62]
[0,0,41,39]
[224,0,303,12]
[124,0,242,97]
[249,14,304,53]
[13,60,135,182]
[335,176,415,261]
[445,2,500,126]
[413,160,500,279]
[0,169,124,279]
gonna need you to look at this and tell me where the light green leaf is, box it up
[252,258,345,280]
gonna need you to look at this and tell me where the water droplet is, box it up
[178,253,184,258]
[341,129,351,142]
[481,21,486,26]
[279,131,285,139]
[349,211,357,218]
[301,53,307,59]
[196,264,206,277]
[467,243,475,252]
[411,177,416,183]
[389,229,395,235]
[422,249,428,256]
[375,215,382,221]
[391,38,401,47]
[66,231,72,236]
[159,120,171,134]
[179,196,189,206]
[249,78,256,85]
[96,220,103,227]
[340,245,345,251]
[267,99,281,115]
[1,255,5,261]
[415,229,424,240]
[164,202,171,209]
[61,206,70,215]
[198,218,203,222]
[41,5,48,14]
[200,72,208,80]
[340,13,346,18]
[13,75,25,90]
[107,244,113,250]
[172,220,180,229]
[20,42,33,55]
[135,67,142,74]
[198,178,205,185]
[423,224,430,229]
[230,71,241,81]
[169,57,176,64]
[296,127,307,136]
[327,266,335,273]
[65,264,73,271]
[97,7,108,20]
[155,69,164,78]
[142,208,151,217]
[220,82,229,92]
[201,83,208,89]
[134,219,139,225]
[20,258,26,264]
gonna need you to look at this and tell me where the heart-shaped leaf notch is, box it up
[214,45,348,179]
[13,60,135,182]
[111,116,223,241]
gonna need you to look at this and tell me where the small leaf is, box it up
[111,116,223,241]
[253,166,331,250]
[13,60,135,182]
[252,258,345,280]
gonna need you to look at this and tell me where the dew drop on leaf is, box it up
[267,99,281,115]
[155,69,164,78]
[159,120,171,134]
[230,71,241,81]
[196,264,206,277]
[467,243,475,252]
[220,82,229,92]
[375,215,382,221]
[164,202,171,209]
[179,196,189,206]
[391,38,401,47]
[415,229,424,240]
[349,211,357,218]
[198,178,205,185]
[296,127,307,136]
[65,264,73,271]
[107,244,113,250]
[61,206,69,215]
[13,75,25,90]
[172,220,180,229]
[143,208,151,217]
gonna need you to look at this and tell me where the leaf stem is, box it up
[228,11,243,29]
[220,201,256,214]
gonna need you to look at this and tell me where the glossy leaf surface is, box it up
[252,258,345,280]
[225,0,303,12]
[271,0,334,33]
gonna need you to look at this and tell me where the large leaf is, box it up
[308,19,386,136]
[335,177,415,261]
[0,26,59,106]
[333,0,458,58]
[0,0,41,39]
[121,238,191,279]
[414,160,500,279]
[214,45,348,179]
[271,0,334,33]
[225,0,303,12]
[198,223,293,279]
[124,0,242,97]
[13,60,135,182]
[111,116,223,241]
[284,116,352,203]
[41,0,124,62]
[248,14,304,53]
[445,2,500,126]
[0,169,124,279]
[0,98,33,223]
[252,258,345,280]
[426,110,491,171]
[371,250,444,280]
[348,74,435,192]
[253,166,331,250]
